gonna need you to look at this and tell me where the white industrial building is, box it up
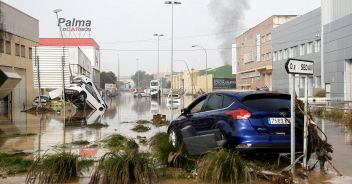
[33,38,101,92]
[32,46,91,90]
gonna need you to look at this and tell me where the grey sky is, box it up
[2,0,320,77]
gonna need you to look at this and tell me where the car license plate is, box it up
[268,118,290,124]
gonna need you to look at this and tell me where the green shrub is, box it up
[312,107,324,117]
[26,151,81,183]
[197,149,247,184]
[102,134,138,152]
[136,120,152,125]
[149,133,174,165]
[89,151,157,184]
[325,109,344,121]
[314,89,326,97]
[131,124,150,132]
[0,152,32,174]
[87,122,109,129]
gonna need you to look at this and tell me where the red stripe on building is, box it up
[39,38,100,49]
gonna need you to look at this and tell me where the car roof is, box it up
[206,90,290,101]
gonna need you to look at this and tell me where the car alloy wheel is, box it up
[169,129,177,148]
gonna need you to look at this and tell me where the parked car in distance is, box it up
[166,92,181,104]
[167,91,304,153]
[32,95,50,107]
[133,91,149,98]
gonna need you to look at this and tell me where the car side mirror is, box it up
[181,108,188,115]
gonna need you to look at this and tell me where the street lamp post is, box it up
[53,8,66,145]
[165,1,181,119]
[176,60,195,95]
[192,45,208,92]
[136,58,140,89]
[153,33,164,98]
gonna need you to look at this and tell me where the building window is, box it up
[300,77,305,88]
[299,44,305,56]
[307,42,313,54]
[289,47,294,58]
[0,39,4,53]
[266,33,271,41]
[15,43,20,56]
[21,45,25,58]
[267,52,271,60]
[261,35,266,43]
[261,54,265,61]
[29,47,32,59]
[273,51,277,61]
[292,46,298,57]
[314,39,321,52]
[283,49,288,59]
[314,76,321,88]
[5,41,11,55]
[247,49,254,62]
[278,50,282,60]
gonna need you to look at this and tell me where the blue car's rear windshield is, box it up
[242,94,291,113]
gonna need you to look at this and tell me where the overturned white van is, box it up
[64,75,107,111]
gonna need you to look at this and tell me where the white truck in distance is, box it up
[150,80,160,99]
[64,75,107,111]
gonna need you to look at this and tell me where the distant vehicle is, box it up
[166,92,181,104]
[150,80,160,99]
[32,95,50,107]
[133,91,149,98]
[107,90,121,98]
[65,75,107,111]
[167,91,304,154]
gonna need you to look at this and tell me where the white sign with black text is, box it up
[285,58,314,75]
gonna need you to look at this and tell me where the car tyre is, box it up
[79,92,87,102]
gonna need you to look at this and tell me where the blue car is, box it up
[167,91,304,153]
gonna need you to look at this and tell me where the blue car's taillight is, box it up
[225,108,252,120]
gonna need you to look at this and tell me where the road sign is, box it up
[285,59,314,75]
[285,58,315,175]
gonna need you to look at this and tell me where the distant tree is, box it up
[131,70,154,88]
[116,81,124,89]
[100,71,117,89]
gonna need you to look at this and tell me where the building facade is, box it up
[234,15,296,90]
[322,0,352,101]
[0,1,39,118]
[272,8,322,97]
[39,38,101,87]
[171,65,234,95]
[32,46,91,91]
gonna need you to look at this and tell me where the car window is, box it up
[222,95,233,108]
[189,96,207,114]
[203,94,223,111]
[242,94,291,112]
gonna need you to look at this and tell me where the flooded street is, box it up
[315,118,352,176]
[0,93,195,154]
[1,93,352,183]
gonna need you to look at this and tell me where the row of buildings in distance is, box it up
[233,0,352,101]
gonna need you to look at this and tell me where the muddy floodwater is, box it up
[0,93,195,154]
[0,92,352,183]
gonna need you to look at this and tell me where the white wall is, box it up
[322,0,352,25]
